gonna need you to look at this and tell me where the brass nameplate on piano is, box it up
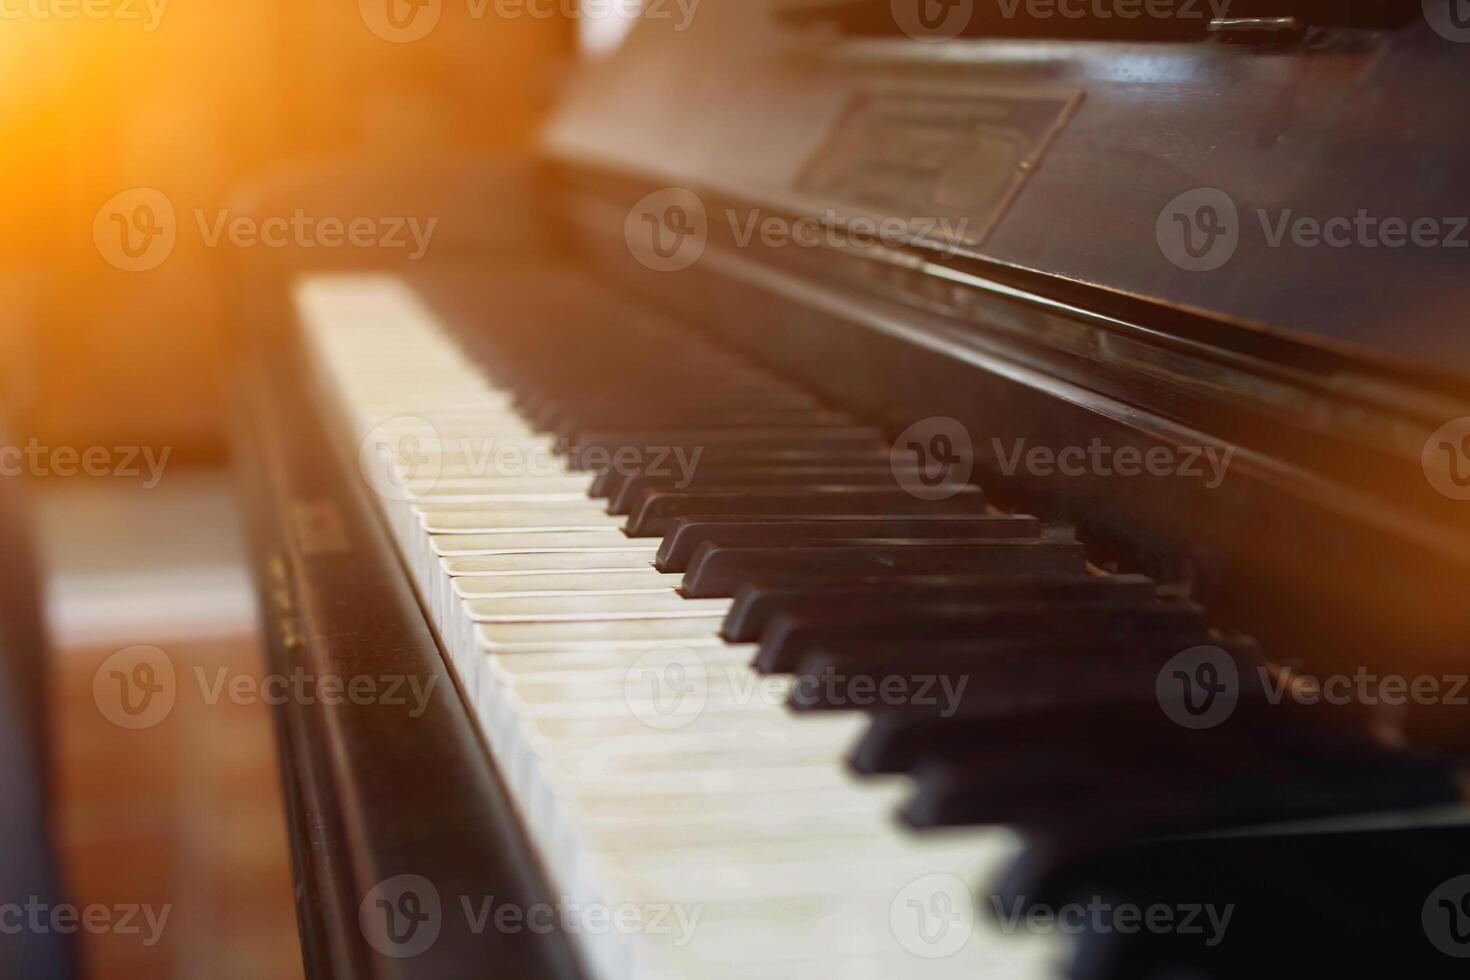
[798,88,1082,249]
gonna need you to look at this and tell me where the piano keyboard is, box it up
[297,274,1064,978]
[291,272,1465,978]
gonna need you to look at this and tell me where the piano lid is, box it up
[540,0,1470,380]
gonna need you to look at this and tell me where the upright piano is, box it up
[231,2,1470,976]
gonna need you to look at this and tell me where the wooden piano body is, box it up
[230,3,1470,976]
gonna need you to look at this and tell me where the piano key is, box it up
[685,539,1086,600]
[610,465,932,515]
[593,447,894,500]
[628,487,986,537]
[463,592,730,622]
[476,617,728,652]
[753,598,1207,674]
[452,570,683,597]
[656,514,1042,572]
[421,508,626,533]
[723,573,1151,642]
[568,428,888,468]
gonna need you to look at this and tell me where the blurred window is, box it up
[578,0,644,55]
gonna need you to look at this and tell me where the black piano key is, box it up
[538,385,821,422]
[556,410,857,443]
[684,537,1083,601]
[627,486,984,537]
[658,514,1043,572]
[570,425,886,460]
[595,447,895,501]
[903,741,1461,833]
[609,465,917,515]
[754,596,1205,673]
[1002,824,1470,980]
[520,376,792,422]
[785,626,1205,713]
[846,648,1305,776]
[727,573,1152,643]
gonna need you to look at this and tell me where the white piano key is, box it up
[421,508,626,534]
[465,592,729,622]
[431,530,650,556]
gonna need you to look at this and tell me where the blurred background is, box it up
[0,3,637,976]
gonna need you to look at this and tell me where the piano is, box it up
[230,2,1470,977]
